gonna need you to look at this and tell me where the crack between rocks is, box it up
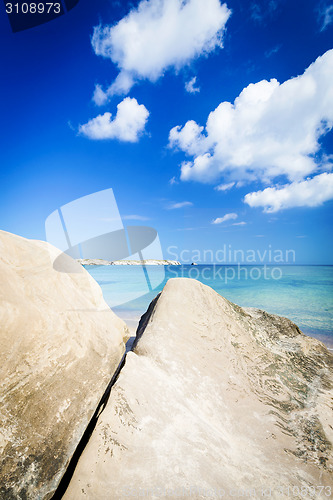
[51,350,127,500]
[51,293,161,500]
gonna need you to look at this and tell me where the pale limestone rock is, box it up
[0,231,129,499]
[64,278,333,499]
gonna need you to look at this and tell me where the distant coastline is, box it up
[76,258,181,266]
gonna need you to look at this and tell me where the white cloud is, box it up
[232,221,246,226]
[215,181,235,191]
[167,201,193,209]
[169,120,206,156]
[244,172,333,212]
[185,76,200,94]
[122,214,150,220]
[169,49,333,185]
[91,0,231,101]
[79,97,149,141]
[318,4,333,31]
[169,176,178,185]
[92,84,109,106]
[212,212,237,224]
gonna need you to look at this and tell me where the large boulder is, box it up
[0,230,129,499]
[64,278,333,499]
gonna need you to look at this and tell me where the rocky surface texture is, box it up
[0,231,129,499]
[76,259,181,266]
[64,278,333,499]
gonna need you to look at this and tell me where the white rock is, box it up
[0,231,129,499]
[64,278,333,499]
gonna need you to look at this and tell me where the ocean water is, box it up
[85,265,333,348]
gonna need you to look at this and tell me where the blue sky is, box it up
[1,0,332,263]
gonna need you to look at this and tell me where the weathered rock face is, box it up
[0,231,129,499]
[64,278,333,499]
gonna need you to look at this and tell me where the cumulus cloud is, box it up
[91,0,231,101]
[79,97,149,141]
[169,49,333,185]
[169,120,206,156]
[185,76,200,94]
[244,172,333,212]
[167,201,193,209]
[212,213,237,224]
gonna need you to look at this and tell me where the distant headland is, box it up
[76,258,181,266]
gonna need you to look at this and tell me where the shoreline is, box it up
[80,261,333,267]
[83,264,332,352]
[112,308,141,336]
[77,259,181,266]
[113,307,333,351]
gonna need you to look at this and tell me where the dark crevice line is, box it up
[51,350,127,500]
[132,292,160,350]
[51,293,161,499]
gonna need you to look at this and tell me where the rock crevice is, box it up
[63,278,333,499]
[0,231,129,499]
[1,233,332,499]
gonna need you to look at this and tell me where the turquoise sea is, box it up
[85,265,333,349]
